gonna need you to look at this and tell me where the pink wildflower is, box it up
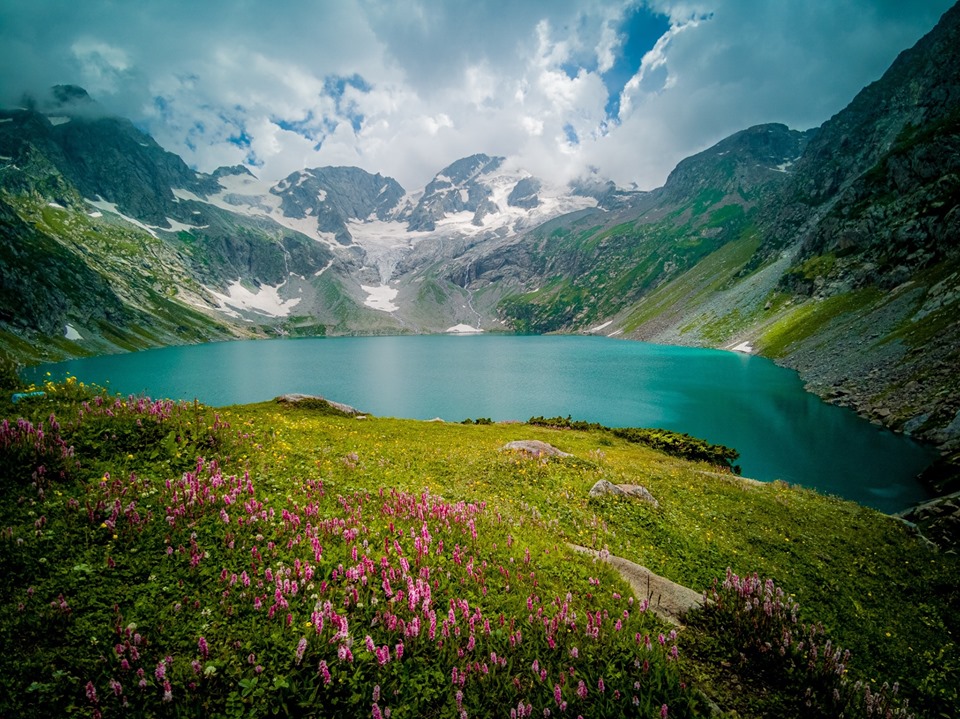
[318,660,332,684]
[85,681,98,704]
[661,705,669,718]
[576,680,587,699]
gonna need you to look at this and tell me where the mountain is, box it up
[1,3,959,464]
[448,4,960,456]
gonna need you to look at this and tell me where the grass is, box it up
[622,232,761,334]
[1,380,957,717]
[755,288,885,358]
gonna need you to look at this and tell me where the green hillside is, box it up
[1,380,956,718]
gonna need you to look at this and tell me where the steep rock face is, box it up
[0,86,216,225]
[659,123,814,206]
[406,154,505,231]
[761,1,960,284]
[0,197,125,335]
[271,166,405,244]
[507,177,541,209]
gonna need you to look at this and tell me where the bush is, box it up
[688,569,914,719]
[527,416,740,472]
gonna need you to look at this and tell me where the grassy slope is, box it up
[1,384,956,717]
[0,197,245,362]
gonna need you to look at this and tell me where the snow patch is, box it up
[348,219,430,281]
[47,202,65,209]
[209,280,301,318]
[360,283,399,313]
[159,217,208,233]
[589,320,613,332]
[46,115,71,126]
[314,260,334,277]
[172,188,205,203]
[446,324,483,334]
[64,324,83,340]
[0,118,12,124]
[86,198,158,237]
[607,329,623,337]
[730,341,754,354]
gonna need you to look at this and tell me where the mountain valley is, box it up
[1,4,959,477]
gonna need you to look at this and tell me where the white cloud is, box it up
[0,0,955,192]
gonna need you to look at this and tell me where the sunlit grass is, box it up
[1,384,956,717]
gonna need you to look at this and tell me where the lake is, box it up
[25,334,935,513]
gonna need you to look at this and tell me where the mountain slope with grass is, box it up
[478,3,960,456]
[1,381,956,718]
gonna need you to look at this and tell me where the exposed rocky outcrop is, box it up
[275,393,364,416]
[406,154,504,231]
[500,440,571,458]
[270,166,405,245]
[588,480,660,508]
[1,85,217,225]
[569,544,702,625]
[897,490,960,552]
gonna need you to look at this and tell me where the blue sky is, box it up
[0,1,953,189]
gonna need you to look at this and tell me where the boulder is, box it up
[589,480,659,508]
[275,394,363,416]
[501,440,571,458]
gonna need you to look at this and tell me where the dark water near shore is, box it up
[26,334,936,512]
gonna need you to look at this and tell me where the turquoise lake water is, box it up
[26,334,936,513]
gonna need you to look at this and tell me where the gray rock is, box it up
[589,479,626,497]
[618,484,661,508]
[589,480,659,507]
[275,394,363,416]
[501,440,571,458]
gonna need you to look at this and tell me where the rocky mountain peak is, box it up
[659,123,814,205]
[213,165,256,179]
[269,165,406,245]
[407,154,511,231]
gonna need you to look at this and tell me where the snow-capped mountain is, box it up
[164,149,607,314]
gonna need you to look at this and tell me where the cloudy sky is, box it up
[1,1,953,190]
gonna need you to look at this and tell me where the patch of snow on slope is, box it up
[348,219,429,281]
[589,320,613,332]
[64,324,83,340]
[208,280,301,317]
[314,259,334,277]
[426,171,597,238]
[160,217,209,233]
[86,198,158,237]
[179,175,346,248]
[446,324,483,333]
[360,283,399,312]
[46,116,71,126]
